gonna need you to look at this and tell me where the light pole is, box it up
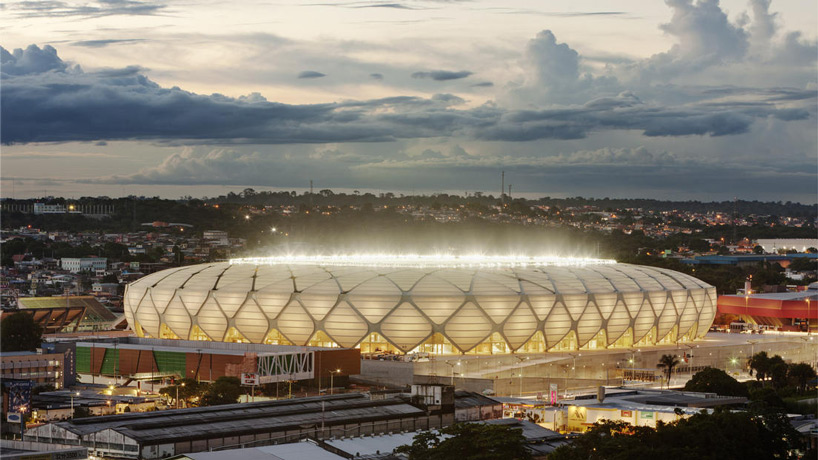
[513,356,528,398]
[444,361,456,386]
[176,382,185,409]
[70,391,80,419]
[329,369,341,395]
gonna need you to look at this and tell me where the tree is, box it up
[159,378,207,407]
[767,355,789,389]
[683,367,748,397]
[200,376,242,406]
[549,407,800,460]
[788,256,816,272]
[396,422,531,460]
[656,354,680,388]
[1,312,43,352]
[787,362,817,393]
[748,351,771,381]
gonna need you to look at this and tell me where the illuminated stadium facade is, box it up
[123,256,717,355]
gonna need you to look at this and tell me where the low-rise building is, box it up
[1,351,66,389]
[61,258,107,274]
[25,393,452,459]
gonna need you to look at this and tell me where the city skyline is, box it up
[1,0,817,202]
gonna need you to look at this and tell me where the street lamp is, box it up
[513,356,529,398]
[443,362,459,387]
[176,382,185,409]
[329,369,341,395]
[70,391,80,419]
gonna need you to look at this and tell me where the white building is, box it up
[61,258,107,273]
[202,230,229,246]
[756,239,818,253]
[33,203,67,214]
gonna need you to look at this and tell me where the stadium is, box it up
[123,255,717,355]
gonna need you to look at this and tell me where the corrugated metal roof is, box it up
[54,394,425,444]
[453,391,502,409]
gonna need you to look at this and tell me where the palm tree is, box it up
[657,354,681,389]
[748,351,771,381]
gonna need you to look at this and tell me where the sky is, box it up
[1,0,816,202]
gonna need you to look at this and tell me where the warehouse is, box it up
[25,393,453,459]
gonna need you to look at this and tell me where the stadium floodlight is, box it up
[229,253,617,268]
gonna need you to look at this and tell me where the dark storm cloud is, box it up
[0,45,812,145]
[8,0,166,18]
[297,70,326,79]
[411,70,473,81]
[0,45,69,75]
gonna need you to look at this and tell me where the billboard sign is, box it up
[241,373,259,385]
[3,380,32,412]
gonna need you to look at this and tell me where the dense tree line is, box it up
[549,406,808,460]
[159,376,243,408]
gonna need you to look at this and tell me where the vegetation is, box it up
[395,422,531,460]
[158,376,243,407]
[159,378,208,408]
[683,367,748,397]
[1,312,43,352]
[656,354,680,388]
[549,406,804,460]
[787,363,817,394]
[200,376,243,406]
[748,351,790,388]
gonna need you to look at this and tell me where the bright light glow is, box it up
[229,254,616,268]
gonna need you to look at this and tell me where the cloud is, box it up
[638,0,748,79]
[97,146,369,185]
[305,2,424,10]
[471,81,493,87]
[0,44,812,146]
[369,73,384,80]
[297,70,327,79]
[362,146,677,169]
[509,30,620,105]
[0,45,70,76]
[7,0,166,18]
[411,70,473,81]
[71,39,146,48]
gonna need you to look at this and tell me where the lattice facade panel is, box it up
[124,262,717,353]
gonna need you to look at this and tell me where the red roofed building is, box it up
[717,282,817,333]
